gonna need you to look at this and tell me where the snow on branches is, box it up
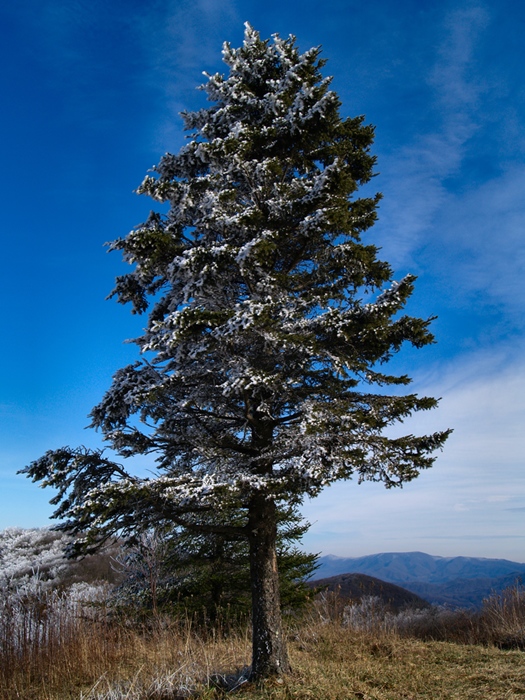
[22,23,450,552]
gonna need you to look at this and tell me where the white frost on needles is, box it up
[21,24,448,555]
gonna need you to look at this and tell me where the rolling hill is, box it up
[307,572,429,612]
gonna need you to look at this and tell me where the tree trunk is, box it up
[248,495,290,680]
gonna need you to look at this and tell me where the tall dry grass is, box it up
[1,583,525,699]
[482,583,525,649]
[0,585,252,699]
[1,587,119,699]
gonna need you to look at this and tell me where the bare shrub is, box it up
[390,605,480,643]
[310,588,348,623]
[480,584,525,649]
[343,596,392,634]
[0,583,117,697]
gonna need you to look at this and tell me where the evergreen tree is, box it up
[22,25,450,679]
[115,507,317,622]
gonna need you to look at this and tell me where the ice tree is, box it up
[22,25,450,679]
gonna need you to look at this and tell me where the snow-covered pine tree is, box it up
[22,24,450,679]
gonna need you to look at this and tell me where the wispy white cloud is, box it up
[375,4,491,268]
[303,348,525,561]
[365,1,525,360]
[430,4,489,113]
[133,0,241,150]
[431,165,525,315]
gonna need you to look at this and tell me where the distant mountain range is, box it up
[312,552,525,608]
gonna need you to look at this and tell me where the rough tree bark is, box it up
[248,495,291,679]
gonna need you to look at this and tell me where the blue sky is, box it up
[1,0,524,562]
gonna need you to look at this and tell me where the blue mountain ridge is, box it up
[311,552,525,608]
[315,551,525,584]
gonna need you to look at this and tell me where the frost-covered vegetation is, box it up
[0,527,69,594]
[315,587,525,648]
[22,23,450,679]
[1,558,524,699]
[0,526,117,602]
[1,526,524,697]
[0,522,315,618]
[112,509,317,622]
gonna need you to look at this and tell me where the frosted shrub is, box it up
[389,606,437,634]
[0,527,111,664]
[343,596,393,634]
[341,598,480,643]
[394,605,483,643]
[0,527,70,595]
[0,581,110,658]
[68,580,111,603]
[391,606,467,640]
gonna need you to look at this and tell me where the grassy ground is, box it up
[252,623,525,700]
[3,615,524,699]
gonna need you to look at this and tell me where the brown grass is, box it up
[0,593,251,699]
[276,620,525,700]
[1,591,525,699]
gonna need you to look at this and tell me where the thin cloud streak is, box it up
[303,350,525,560]
[431,166,525,316]
[376,4,492,268]
[133,0,241,151]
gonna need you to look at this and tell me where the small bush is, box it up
[343,595,392,634]
[390,604,480,643]
[336,583,525,648]
[481,584,525,649]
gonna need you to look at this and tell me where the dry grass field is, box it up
[2,590,525,700]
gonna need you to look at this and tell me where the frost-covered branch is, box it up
[22,24,450,679]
